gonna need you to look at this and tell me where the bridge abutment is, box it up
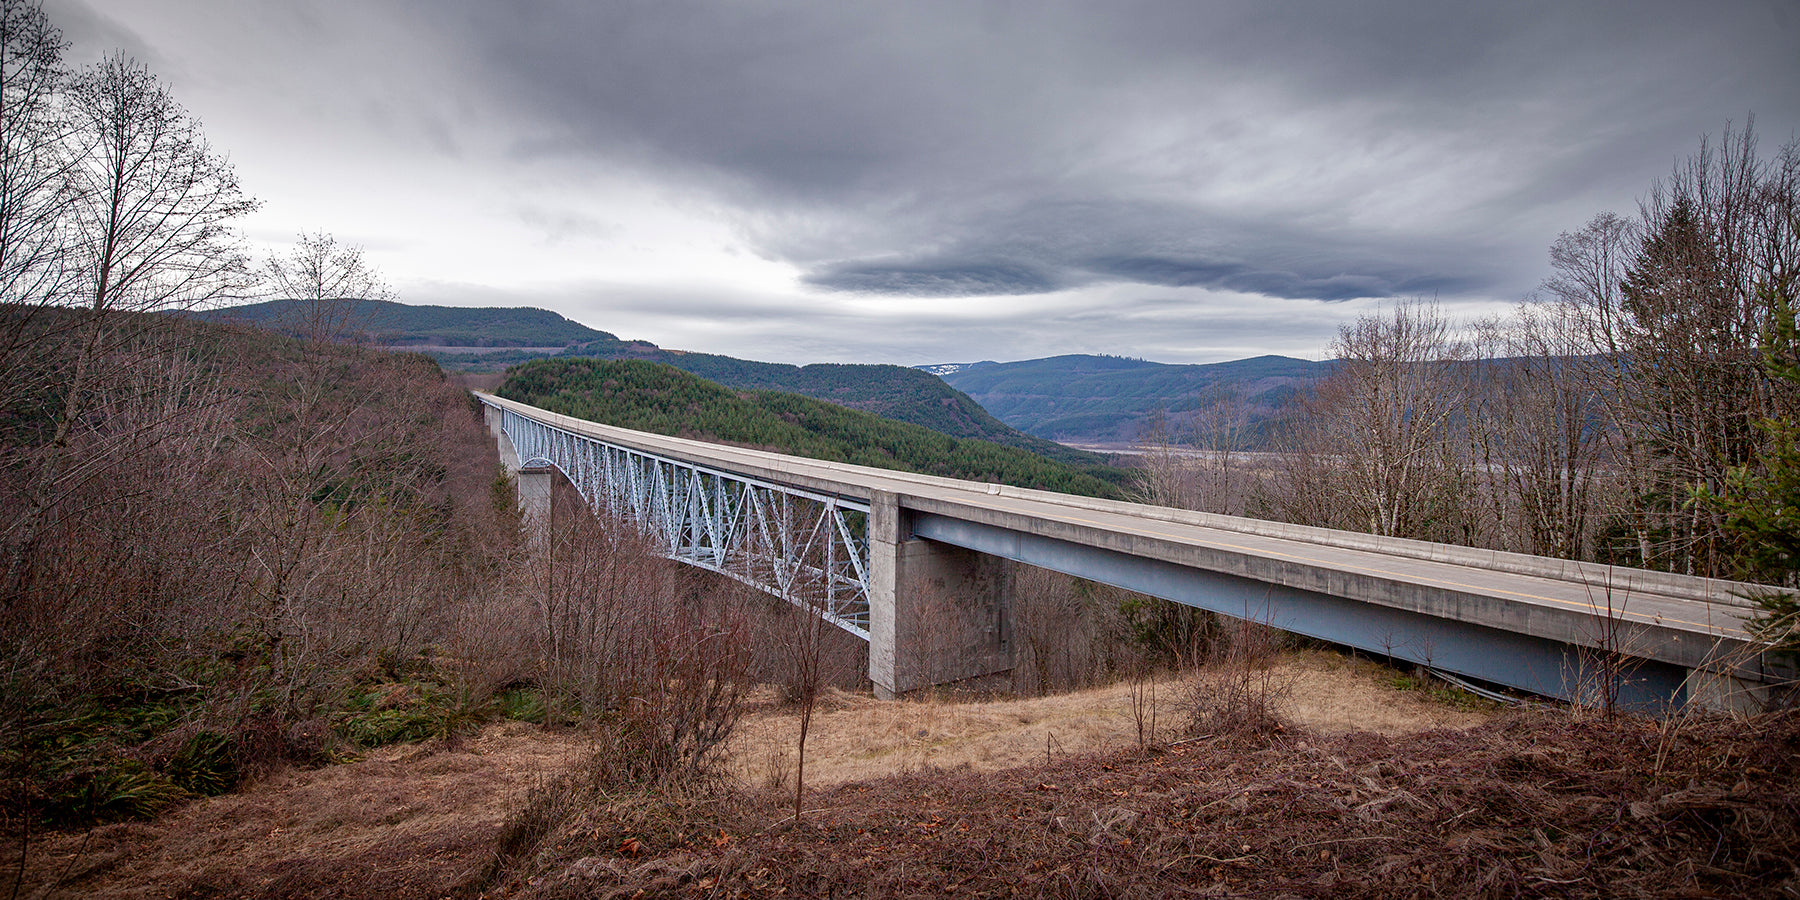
[869,491,1014,699]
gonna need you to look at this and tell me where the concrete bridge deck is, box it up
[477,392,1775,709]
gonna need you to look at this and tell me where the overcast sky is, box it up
[46,1,1800,365]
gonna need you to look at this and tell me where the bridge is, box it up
[477,391,1780,711]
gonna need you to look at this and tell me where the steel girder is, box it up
[498,406,873,638]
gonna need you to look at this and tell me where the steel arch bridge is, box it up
[479,391,1776,709]
[496,404,875,638]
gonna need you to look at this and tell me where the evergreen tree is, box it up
[1708,278,1800,654]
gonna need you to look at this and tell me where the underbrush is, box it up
[484,724,771,896]
[490,707,1800,899]
[4,691,219,828]
[1,660,554,829]
[1,316,530,839]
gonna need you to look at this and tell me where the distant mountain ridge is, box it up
[202,298,1104,467]
[555,334,1105,467]
[925,353,1332,446]
[198,298,612,347]
[203,298,1322,453]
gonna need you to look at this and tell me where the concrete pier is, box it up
[485,402,551,551]
[869,491,1014,698]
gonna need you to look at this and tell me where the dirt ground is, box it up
[6,722,590,900]
[3,653,1490,899]
[529,708,1798,899]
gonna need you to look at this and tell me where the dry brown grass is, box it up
[3,651,1498,899]
[728,649,1492,792]
[528,709,1800,900]
[5,721,588,900]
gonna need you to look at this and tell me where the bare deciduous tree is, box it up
[1464,305,1610,559]
[66,52,258,317]
[1301,299,1473,541]
[3,50,257,603]
[1132,389,1251,516]
[0,0,76,310]
[0,0,80,453]
[1541,211,1652,561]
[1132,407,1197,511]
[262,230,392,344]
[1543,123,1800,575]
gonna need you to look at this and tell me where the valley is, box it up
[4,9,1796,892]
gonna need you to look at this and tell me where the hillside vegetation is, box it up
[2,309,529,827]
[497,357,1133,498]
[0,310,794,841]
[199,297,612,347]
[558,334,1101,464]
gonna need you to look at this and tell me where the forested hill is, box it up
[198,298,611,347]
[497,358,1134,499]
[555,334,1104,467]
[932,353,1331,446]
[202,298,1103,468]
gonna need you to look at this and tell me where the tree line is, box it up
[498,357,1134,497]
[1144,123,1798,645]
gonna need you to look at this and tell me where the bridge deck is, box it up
[477,393,1760,682]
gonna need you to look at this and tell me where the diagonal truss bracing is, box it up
[498,405,873,639]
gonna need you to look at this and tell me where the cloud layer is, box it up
[49,0,1800,363]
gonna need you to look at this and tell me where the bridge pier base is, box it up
[869,492,1013,699]
[486,402,552,551]
[516,466,554,552]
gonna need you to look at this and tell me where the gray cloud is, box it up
[427,0,1798,307]
[805,259,1063,297]
[50,0,1800,363]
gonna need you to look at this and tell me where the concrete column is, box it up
[489,411,523,475]
[483,403,503,440]
[482,401,553,551]
[516,465,554,553]
[869,491,1014,699]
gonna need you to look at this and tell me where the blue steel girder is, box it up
[498,406,872,638]
[909,512,1696,709]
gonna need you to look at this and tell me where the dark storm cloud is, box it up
[1081,256,1485,301]
[805,260,1062,297]
[422,0,1798,310]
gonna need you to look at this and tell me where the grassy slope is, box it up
[938,353,1331,444]
[497,357,1133,498]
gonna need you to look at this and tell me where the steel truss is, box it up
[499,406,873,638]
